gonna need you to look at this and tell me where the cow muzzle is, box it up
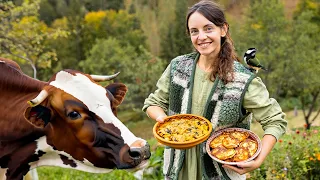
[129,141,151,165]
[118,140,151,169]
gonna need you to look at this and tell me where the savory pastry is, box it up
[209,129,259,162]
[232,147,250,162]
[239,138,258,156]
[222,136,240,149]
[156,117,210,142]
[211,145,236,160]
[230,131,249,141]
[209,133,229,148]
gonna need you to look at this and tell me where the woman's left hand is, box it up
[222,160,261,175]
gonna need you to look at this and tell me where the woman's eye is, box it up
[190,29,198,36]
[205,27,213,32]
[68,111,81,120]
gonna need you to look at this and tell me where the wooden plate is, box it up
[153,114,212,149]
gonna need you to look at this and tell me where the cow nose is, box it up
[117,141,151,169]
[129,142,151,161]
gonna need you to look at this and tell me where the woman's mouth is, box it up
[198,42,211,48]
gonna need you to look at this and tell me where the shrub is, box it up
[249,127,320,180]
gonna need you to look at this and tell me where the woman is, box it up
[143,0,287,179]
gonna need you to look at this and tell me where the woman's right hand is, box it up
[155,115,167,123]
[146,106,167,123]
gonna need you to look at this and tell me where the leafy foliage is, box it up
[249,127,320,180]
[80,38,166,110]
[160,0,193,62]
[233,0,290,94]
[0,0,68,78]
[82,9,146,56]
[286,0,320,129]
[38,0,125,25]
[83,0,124,12]
[233,0,320,129]
[132,0,177,56]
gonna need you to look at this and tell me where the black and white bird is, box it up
[243,48,267,72]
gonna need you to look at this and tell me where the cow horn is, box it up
[90,72,120,82]
[27,90,49,107]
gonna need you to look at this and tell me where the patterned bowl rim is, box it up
[205,127,262,165]
[153,114,213,145]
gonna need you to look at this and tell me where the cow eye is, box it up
[67,111,81,120]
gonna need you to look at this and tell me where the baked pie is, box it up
[156,117,210,142]
[209,130,258,162]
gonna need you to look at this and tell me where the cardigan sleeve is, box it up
[142,64,171,114]
[243,77,287,140]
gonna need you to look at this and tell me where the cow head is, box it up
[23,70,150,171]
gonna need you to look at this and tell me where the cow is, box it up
[0,57,151,180]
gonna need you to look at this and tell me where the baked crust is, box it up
[156,118,209,142]
[209,130,258,162]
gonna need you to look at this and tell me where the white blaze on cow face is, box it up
[49,71,140,146]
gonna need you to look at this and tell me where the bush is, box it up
[278,97,301,112]
[248,127,320,180]
[140,139,164,180]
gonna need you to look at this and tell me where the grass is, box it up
[36,168,136,180]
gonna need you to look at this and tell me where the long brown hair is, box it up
[186,0,239,84]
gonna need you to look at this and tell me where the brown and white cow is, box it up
[0,58,151,180]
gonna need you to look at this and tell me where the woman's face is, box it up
[188,12,226,57]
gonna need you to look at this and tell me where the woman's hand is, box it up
[146,106,167,123]
[155,115,167,123]
[222,159,262,175]
[222,134,277,175]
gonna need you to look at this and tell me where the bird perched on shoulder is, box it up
[243,48,267,73]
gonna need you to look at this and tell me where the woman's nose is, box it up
[198,31,207,40]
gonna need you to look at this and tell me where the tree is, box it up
[0,0,68,79]
[80,38,166,112]
[82,9,146,55]
[39,0,87,80]
[233,0,290,97]
[39,7,147,81]
[233,0,320,129]
[160,0,193,62]
[37,17,74,81]
[83,0,124,11]
[132,0,177,57]
[38,0,58,25]
[293,0,320,24]
[284,0,320,129]
[38,0,125,26]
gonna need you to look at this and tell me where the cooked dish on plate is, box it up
[153,114,213,149]
[156,116,210,142]
[206,128,261,164]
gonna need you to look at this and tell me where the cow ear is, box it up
[105,83,128,107]
[24,105,51,128]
